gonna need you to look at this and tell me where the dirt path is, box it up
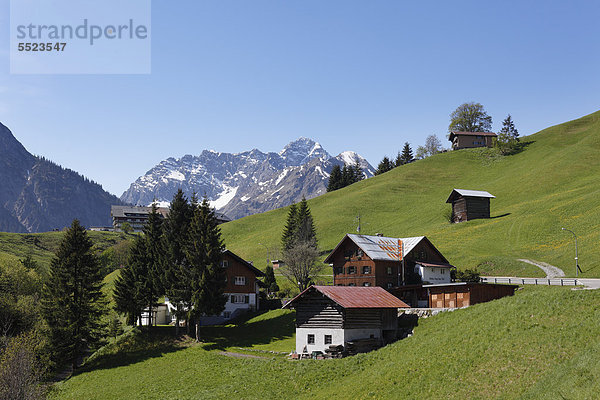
[518,259,565,278]
[219,351,268,359]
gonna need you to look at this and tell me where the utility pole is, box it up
[356,213,361,233]
[561,228,580,277]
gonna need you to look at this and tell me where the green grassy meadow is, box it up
[221,111,600,282]
[0,230,131,274]
[51,286,600,399]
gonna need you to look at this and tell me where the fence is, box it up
[480,277,579,286]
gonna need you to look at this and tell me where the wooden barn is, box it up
[446,188,495,223]
[390,282,518,308]
[283,286,409,355]
[325,234,455,289]
[448,131,497,150]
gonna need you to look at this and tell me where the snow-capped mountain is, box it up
[120,138,375,220]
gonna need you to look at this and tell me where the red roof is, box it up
[416,261,454,268]
[284,285,409,309]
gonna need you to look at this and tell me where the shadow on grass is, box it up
[491,213,511,219]
[74,326,184,375]
[201,311,295,351]
[505,140,534,155]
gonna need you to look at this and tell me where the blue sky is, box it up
[1,1,599,196]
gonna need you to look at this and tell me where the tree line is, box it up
[327,160,364,192]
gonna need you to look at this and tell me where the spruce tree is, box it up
[375,156,393,175]
[327,165,342,192]
[161,190,193,334]
[281,203,298,251]
[353,160,364,182]
[400,142,413,165]
[500,114,519,141]
[295,197,317,246]
[263,266,279,295]
[394,151,402,168]
[42,220,107,370]
[113,263,143,326]
[185,198,226,341]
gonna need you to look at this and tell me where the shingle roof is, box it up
[449,131,497,137]
[284,285,409,309]
[446,189,495,203]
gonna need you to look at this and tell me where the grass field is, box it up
[220,111,600,284]
[0,230,131,274]
[50,285,600,399]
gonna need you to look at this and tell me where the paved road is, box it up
[482,276,600,289]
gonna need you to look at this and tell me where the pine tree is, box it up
[399,142,413,165]
[42,220,107,370]
[500,114,519,141]
[394,151,402,168]
[185,197,226,341]
[295,197,317,246]
[263,266,279,295]
[341,165,351,187]
[113,263,143,326]
[161,190,193,334]
[281,204,298,251]
[327,165,342,192]
[375,156,393,175]
[353,160,364,182]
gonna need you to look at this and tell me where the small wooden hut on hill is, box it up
[446,189,495,223]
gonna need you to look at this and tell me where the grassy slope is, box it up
[0,231,131,274]
[51,286,600,399]
[221,111,600,280]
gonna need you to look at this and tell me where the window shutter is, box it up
[230,295,235,303]
[244,295,249,304]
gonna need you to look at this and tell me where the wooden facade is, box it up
[446,189,495,223]
[284,286,408,355]
[390,282,517,308]
[326,235,450,289]
[449,131,497,150]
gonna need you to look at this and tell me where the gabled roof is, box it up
[324,234,447,263]
[446,189,495,203]
[283,285,409,309]
[223,249,265,277]
[448,131,497,141]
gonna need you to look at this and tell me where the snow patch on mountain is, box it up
[121,137,375,219]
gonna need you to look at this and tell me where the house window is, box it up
[348,283,356,287]
[307,334,315,344]
[220,260,229,268]
[324,335,332,345]
[441,269,446,274]
[387,266,393,275]
[230,295,248,304]
[362,266,371,274]
[363,282,371,287]
[223,311,231,318]
[348,266,357,274]
[357,249,364,258]
[234,276,246,285]
[335,266,343,275]
[387,282,393,289]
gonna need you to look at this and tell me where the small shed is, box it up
[283,285,408,355]
[446,189,495,223]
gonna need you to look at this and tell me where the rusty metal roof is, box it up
[284,285,409,309]
[446,189,495,203]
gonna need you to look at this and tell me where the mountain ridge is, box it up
[0,122,126,233]
[120,138,375,219]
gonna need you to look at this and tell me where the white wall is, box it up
[416,264,451,284]
[295,327,382,354]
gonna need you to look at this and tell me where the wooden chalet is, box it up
[446,189,495,223]
[325,234,455,289]
[449,131,497,150]
[283,285,408,355]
